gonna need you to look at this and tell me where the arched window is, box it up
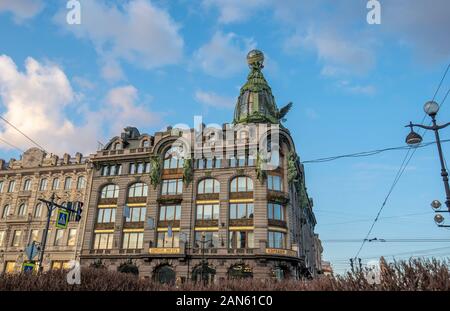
[0,180,3,193]
[100,184,119,199]
[77,176,86,190]
[113,142,121,150]
[128,183,148,198]
[64,177,72,190]
[23,179,31,191]
[7,180,15,192]
[197,179,220,194]
[34,203,42,218]
[230,176,253,192]
[1,205,10,218]
[18,203,27,216]
[163,146,184,169]
[52,178,59,190]
[39,178,47,191]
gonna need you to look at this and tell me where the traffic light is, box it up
[75,201,83,222]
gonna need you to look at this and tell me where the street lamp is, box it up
[430,199,450,227]
[406,100,450,211]
[195,232,214,285]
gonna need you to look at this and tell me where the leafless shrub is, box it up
[0,258,448,291]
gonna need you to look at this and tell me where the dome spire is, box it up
[234,50,292,124]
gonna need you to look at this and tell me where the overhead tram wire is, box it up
[0,136,25,153]
[353,63,450,259]
[302,139,449,164]
[0,115,47,152]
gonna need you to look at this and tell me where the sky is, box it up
[0,0,449,274]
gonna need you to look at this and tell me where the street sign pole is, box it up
[37,193,56,273]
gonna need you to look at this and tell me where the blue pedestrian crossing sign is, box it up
[23,262,35,273]
[56,209,69,229]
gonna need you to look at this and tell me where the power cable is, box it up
[0,136,25,153]
[0,115,47,151]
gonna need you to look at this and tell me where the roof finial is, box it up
[247,49,264,70]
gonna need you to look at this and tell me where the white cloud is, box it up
[337,80,376,96]
[100,57,125,82]
[193,31,256,78]
[0,0,43,22]
[55,0,184,77]
[0,55,161,156]
[202,0,270,24]
[195,90,235,109]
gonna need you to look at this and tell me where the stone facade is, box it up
[0,148,90,273]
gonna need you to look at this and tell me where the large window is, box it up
[267,203,285,221]
[163,146,184,169]
[39,178,47,191]
[67,229,77,246]
[97,208,116,223]
[196,204,219,221]
[2,205,10,218]
[267,175,283,191]
[30,229,39,243]
[161,179,183,195]
[122,232,144,249]
[125,207,146,222]
[229,231,254,249]
[197,158,221,169]
[64,177,72,190]
[8,180,15,192]
[159,205,181,221]
[52,178,59,190]
[12,230,22,247]
[230,176,253,192]
[77,176,86,190]
[100,184,119,199]
[229,203,254,219]
[197,178,220,194]
[17,203,27,216]
[128,183,148,198]
[101,164,122,176]
[157,231,179,248]
[129,162,150,174]
[34,204,42,218]
[0,231,5,247]
[23,179,31,191]
[268,231,286,249]
[93,233,114,249]
[229,154,254,167]
[194,231,219,248]
[54,229,64,246]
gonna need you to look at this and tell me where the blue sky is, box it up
[0,0,449,273]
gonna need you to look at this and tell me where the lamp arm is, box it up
[405,123,434,130]
[436,122,450,130]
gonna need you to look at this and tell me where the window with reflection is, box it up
[17,203,27,216]
[1,205,10,219]
[34,203,42,218]
[64,177,72,190]
[157,231,179,248]
[0,181,3,193]
[7,180,15,192]
[23,179,31,191]
[194,231,219,248]
[97,208,116,223]
[125,207,146,222]
[12,230,22,247]
[163,146,184,169]
[196,204,219,221]
[229,231,254,249]
[229,203,254,219]
[197,178,220,194]
[122,232,144,249]
[230,176,253,192]
[267,203,285,221]
[159,205,181,221]
[267,175,283,191]
[100,184,119,198]
[128,183,148,198]
[268,231,286,249]
[39,178,48,191]
[101,164,122,176]
[161,179,183,195]
[93,233,113,249]
[52,178,59,190]
[77,176,86,190]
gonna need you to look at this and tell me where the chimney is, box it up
[0,159,5,170]
[75,152,82,164]
[63,153,70,165]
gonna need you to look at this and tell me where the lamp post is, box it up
[406,101,450,213]
[195,232,213,285]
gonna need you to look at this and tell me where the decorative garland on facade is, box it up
[182,158,193,185]
[149,155,161,189]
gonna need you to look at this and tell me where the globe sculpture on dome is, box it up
[234,50,292,124]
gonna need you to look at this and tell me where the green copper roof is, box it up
[234,50,280,124]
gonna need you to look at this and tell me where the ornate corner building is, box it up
[0,50,323,281]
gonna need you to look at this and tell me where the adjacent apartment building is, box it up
[0,50,321,282]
